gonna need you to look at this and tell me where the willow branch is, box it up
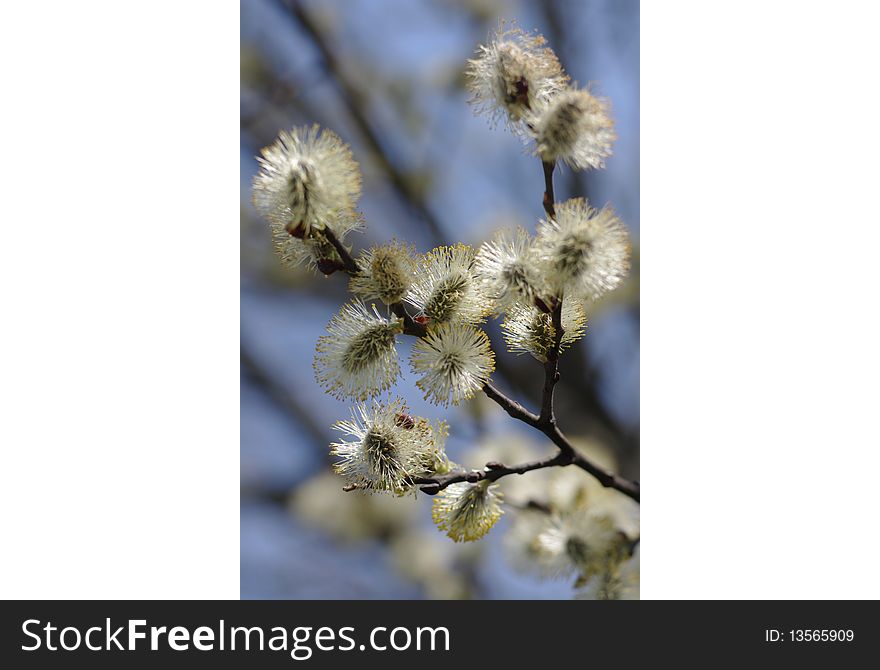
[413,449,575,494]
[321,226,359,275]
[538,299,564,425]
[542,160,557,219]
[431,353,640,501]
[483,381,540,426]
[461,158,638,502]
[411,419,639,502]
[303,135,640,503]
[390,302,427,337]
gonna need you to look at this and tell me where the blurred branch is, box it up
[283,0,447,243]
[241,340,329,449]
[538,299,564,425]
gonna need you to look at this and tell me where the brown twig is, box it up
[413,449,575,493]
[538,299,564,425]
[320,226,360,275]
[390,302,427,337]
[483,381,540,426]
[542,160,557,219]
[410,423,639,502]
[418,380,640,502]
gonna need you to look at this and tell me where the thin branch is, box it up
[482,381,539,426]
[407,154,638,501]
[478,380,640,502]
[413,449,574,494]
[390,302,427,337]
[542,160,557,219]
[411,424,639,502]
[461,155,639,502]
[538,299,564,425]
[320,225,360,275]
[569,444,640,502]
[326,302,640,501]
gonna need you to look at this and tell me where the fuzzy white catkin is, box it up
[253,125,364,273]
[405,244,490,326]
[533,198,631,302]
[349,240,416,305]
[533,88,616,170]
[432,480,504,542]
[474,227,540,313]
[253,124,362,237]
[501,299,587,362]
[465,23,569,131]
[330,399,450,494]
[410,322,496,407]
[314,301,403,401]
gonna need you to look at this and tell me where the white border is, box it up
[0,1,239,599]
[641,0,880,598]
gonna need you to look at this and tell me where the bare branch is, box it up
[482,380,540,426]
[390,302,428,337]
[538,299,564,426]
[413,449,574,492]
[320,225,360,275]
[542,160,557,219]
[411,430,639,502]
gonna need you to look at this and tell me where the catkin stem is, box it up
[542,159,557,219]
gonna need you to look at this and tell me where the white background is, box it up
[1,0,878,599]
